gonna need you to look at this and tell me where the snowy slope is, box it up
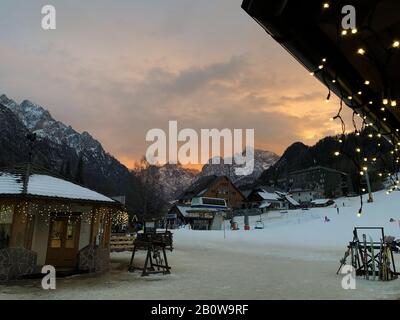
[174,189,400,250]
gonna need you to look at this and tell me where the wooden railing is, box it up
[110,234,136,252]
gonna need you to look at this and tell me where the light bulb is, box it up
[357,48,366,55]
[393,40,400,48]
[364,80,370,85]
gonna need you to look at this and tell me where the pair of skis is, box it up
[362,234,376,280]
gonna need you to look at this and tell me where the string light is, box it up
[323,2,330,9]
[0,201,127,227]
[357,48,366,55]
[320,20,400,215]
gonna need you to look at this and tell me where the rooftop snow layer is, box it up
[258,191,280,201]
[0,173,23,194]
[259,200,271,209]
[311,199,332,205]
[285,195,300,206]
[0,172,115,203]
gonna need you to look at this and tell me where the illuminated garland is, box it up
[316,2,400,216]
[0,201,127,227]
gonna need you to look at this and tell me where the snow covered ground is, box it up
[1,190,400,299]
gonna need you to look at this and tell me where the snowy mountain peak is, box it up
[198,148,280,187]
[0,94,109,160]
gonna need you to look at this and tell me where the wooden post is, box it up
[365,171,373,203]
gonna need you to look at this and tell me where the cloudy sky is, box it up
[0,0,354,168]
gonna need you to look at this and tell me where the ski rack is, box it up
[128,231,173,277]
[337,227,399,281]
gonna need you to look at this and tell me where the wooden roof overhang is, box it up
[242,0,400,143]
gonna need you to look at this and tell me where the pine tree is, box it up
[75,153,85,185]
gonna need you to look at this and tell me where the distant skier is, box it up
[337,207,340,215]
[324,216,330,222]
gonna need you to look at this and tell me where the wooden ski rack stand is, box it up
[337,227,399,281]
[128,222,173,276]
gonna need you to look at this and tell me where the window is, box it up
[50,220,63,248]
[217,188,228,195]
[0,205,13,249]
[65,221,77,248]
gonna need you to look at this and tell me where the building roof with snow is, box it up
[0,165,117,204]
[311,199,334,206]
[257,190,280,201]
